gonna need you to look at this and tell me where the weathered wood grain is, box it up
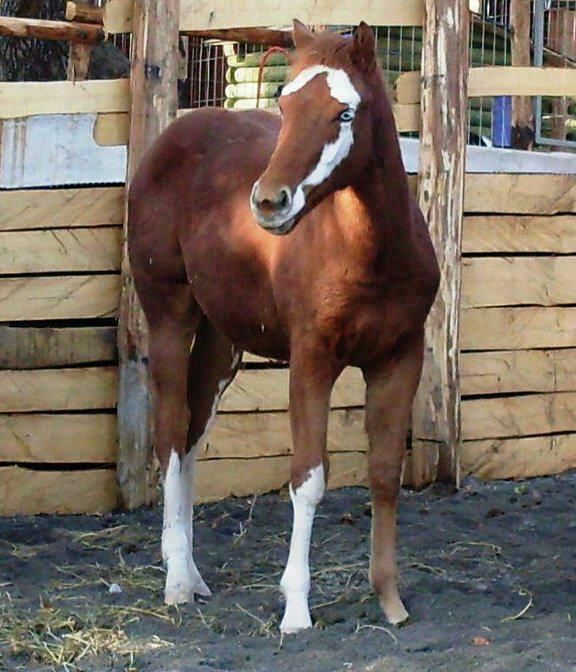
[395,66,576,104]
[0,467,118,515]
[461,307,576,350]
[462,257,576,308]
[464,175,576,214]
[462,391,576,440]
[103,0,425,34]
[0,16,104,44]
[0,366,363,414]
[461,349,576,396]
[220,367,364,412]
[462,215,576,254]
[412,0,469,484]
[0,275,120,321]
[0,228,122,274]
[116,0,181,510]
[0,414,117,463]
[0,79,129,119]
[510,0,534,149]
[0,367,117,412]
[195,453,366,502]
[0,187,124,231]
[202,408,367,460]
[461,433,576,480]
[0,326,117,369]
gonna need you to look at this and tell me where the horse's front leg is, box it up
[280,349,339,634]
[362,334,424,626]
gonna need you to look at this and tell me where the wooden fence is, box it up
[0,0,575,514]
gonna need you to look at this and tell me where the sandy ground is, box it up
[1,472,575,672]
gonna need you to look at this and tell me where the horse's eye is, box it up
[339,108,355,123]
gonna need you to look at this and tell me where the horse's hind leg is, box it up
[362,334,424,626]
[162,316,242,605]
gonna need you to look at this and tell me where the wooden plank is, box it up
[462,215,576,254]
[0,79,129,120]
[0,275,120,321]
[94,103,421,147]
[461,434,576,480]
[0,367,117,412]
[116,0,182,509]
[462,391,576,440]
[202,408,367,460]
[464,175,576,214]
[103,0,425,34]
[395,66,576,104]
[0,326,117,369]
[469,66,576,99]
[461,349,576,396]
[412,0,469,485]
[220,367,364,412]
[462,257,576,308]
[0,467,118,515]
[93,112,130,146]
[461,307,576,350]
[0,228,122,274]
[0,414,116,463]
[0,366,362,414]
[195,453,366,503]
[394,103,420,133]
[0,187,124,231]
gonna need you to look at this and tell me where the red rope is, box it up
[256,46,291,110]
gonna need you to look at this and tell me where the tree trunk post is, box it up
[510,0,534,149]
[411,0,470,487]
[117,0,181,509]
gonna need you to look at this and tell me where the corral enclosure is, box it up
[0,0,575,515]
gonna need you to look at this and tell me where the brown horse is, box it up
[128,21,439,634]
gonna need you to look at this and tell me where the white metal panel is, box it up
[0,114,127,189]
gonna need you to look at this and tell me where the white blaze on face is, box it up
[280,66,361,221]
[280,463,326,634]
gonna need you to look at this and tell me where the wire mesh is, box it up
[534,0,576,148]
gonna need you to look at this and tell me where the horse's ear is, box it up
[351,22,376,73]
[292,19,314,49]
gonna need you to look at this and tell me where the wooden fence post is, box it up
[510,0,534,149]
[117,0,181,508]
[411,0,470,486]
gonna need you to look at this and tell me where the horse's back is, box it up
[129,107,280,208]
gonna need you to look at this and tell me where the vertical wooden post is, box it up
[117,0,181,509]
[411,0,470,487]
[510,0,534,149]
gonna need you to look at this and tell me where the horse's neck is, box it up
[343,96,416,260]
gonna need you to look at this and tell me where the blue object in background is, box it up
[492,95,512,148]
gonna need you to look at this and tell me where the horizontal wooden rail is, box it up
[0,15,104,44]
[92,102,420,146]
[396,66,576,104]
[0,79,129,119]
[103,0,425,34]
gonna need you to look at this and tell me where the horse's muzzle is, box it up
[250,182,296,234]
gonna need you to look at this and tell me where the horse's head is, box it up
[250,21,379,235]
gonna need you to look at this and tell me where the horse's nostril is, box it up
[278,188,290,209]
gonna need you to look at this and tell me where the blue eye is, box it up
[339,109,355,122]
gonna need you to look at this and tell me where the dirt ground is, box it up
[1,472,575,672]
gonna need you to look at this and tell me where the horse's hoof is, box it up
[165,567,212,605]
[382,600,410,627]
[279,621,312,635]
[164,583,194,605]
[280,609,313,634]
